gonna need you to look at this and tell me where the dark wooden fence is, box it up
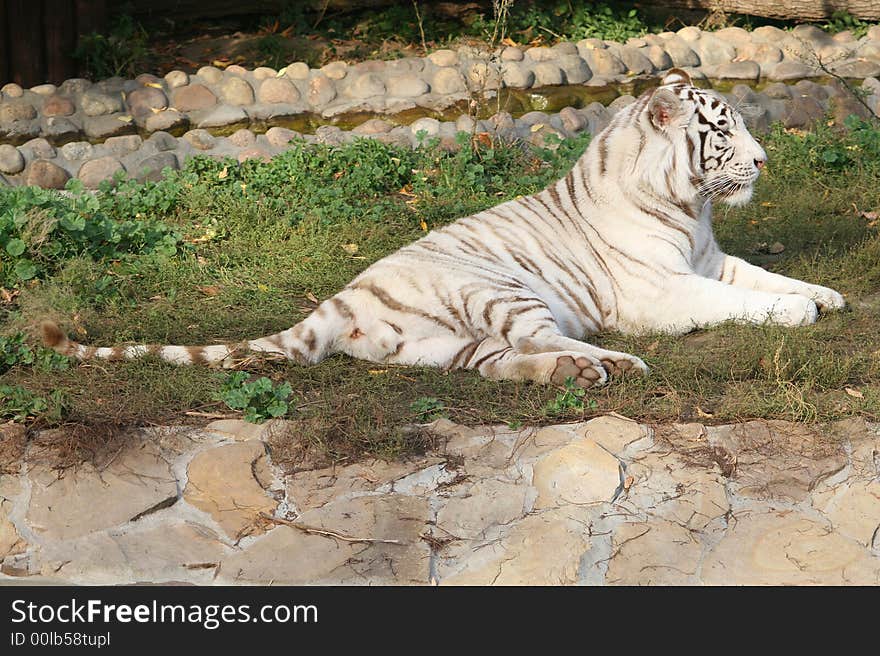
[0,0,107,88]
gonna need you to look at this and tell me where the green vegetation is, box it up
[74,10,149,79]
[216,371,294,423]
[1,116,879,465]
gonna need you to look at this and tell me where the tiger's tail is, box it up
[40,298,352,367]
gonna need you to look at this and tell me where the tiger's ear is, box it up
[661,68,692,86]
[648,87,685,129]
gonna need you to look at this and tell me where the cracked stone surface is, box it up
[1,415,878,584]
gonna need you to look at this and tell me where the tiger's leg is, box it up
[464,338,608,388]
[478,295,648,376]
[697,248,844,311]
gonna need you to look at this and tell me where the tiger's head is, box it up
[643,68,767,207]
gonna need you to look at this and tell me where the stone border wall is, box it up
[1,24,880,189]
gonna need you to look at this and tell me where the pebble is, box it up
[164,70,189,88]
[526,46,556,62]
[183,129,216,150]
[265,126,298,147]
[0,102,37,122]
[387,76,430,97]
[126,87,168,120]
[352,119,393,135]
[220,77,255,106]
[135,151,179,182]
[25,160,69,188]
[0,144,24,174]
[146,131,178,152]
[197,105,247,129]
[144,109,188,132]
[1,83,23,98]
[618,47,654,74]
[30,84,57,96]
[104,134,142,155]
[349,73,386,99]
[253,67,276,80]
[78,156,125,188]
[584,49,626,76]
[59,78,92,95]
[284,62,310,80]
[645,45,672,70]
[558,55,592,83]
[237,147,271,163]
[432,68,467,94]
[258,77,301,104]
[21,138,56,160]
[321,62,348,80]
[428,49,458,67]
[60,141,95,160]
[501,62,535,89]
[559,106,586,133]
[663,37,700,67]
[80,91,123,117]
[716,61,761,81]
[533,63,565,86]
[308,75,337,106]
[83,114,134,139]
[410,117,440,138]
[196,66,224,84]
[172,84,218,111]
[501,46,524,62]
[228,128,256,147]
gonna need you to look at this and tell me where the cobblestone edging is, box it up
[1,23,880,189]
[2,415,878,585]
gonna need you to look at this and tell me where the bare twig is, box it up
[412,1,428,56]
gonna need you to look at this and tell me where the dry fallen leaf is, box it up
[196,285,222,297]
[217,166,228,180]
[845,387,864,399]
[420,219,428,232]
[144,82,163,89]
[623,475,634,490]
[305,291,319,305]
[342,243,359,254]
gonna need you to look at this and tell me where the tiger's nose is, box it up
[754,158,765,170]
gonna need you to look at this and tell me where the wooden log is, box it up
[643,0,880,21]
[6,0,44,88]
[45,0,77,84]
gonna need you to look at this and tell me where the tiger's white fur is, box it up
[43,69,845,388]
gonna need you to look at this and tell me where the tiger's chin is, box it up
[718,185,754,207]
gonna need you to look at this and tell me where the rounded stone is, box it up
[410,117,440,138]
[144,109,188,132]
[253,67,277,80]
[465,62,501,91]
[225,64,248,77]
[533,62,565,86]
[618,47,654,74]
[558,55,592,84]
[716,61,760,81]
[559,106,587,133]
[172,84,218,111]
[197,66,224,84]
[308,75,337,107]
[146,131,178,152]
[80,91,123,117]
[387,76,429,97]
[526,46,556,62]
[60,141,95,161]
[320,62,348,80]
[352,118,393,135]
[428,49,458,67]
[693,34,737,66]
[751,25,789,43]
[265,126,298,146]
[432,68,467,94]
[767,61,815,81]
[220,77,255,106]
[104,134,143,155]
[645,45,672,70]
[0,101,37,122]
[258,77,301,104]
[349,73,386,98]
[713,26,752,47]
[501,46,524,62]
[763,82,793,99]
[164,70,189,89]
[30,84,57,96]
[197,105,247,129]
[1,83,23,98]
[677,26,702,42]
[135,152,179,182]
[0,145,25,174]
[228,128,256,147]
[552,42,579,56]
[58,78,92,95]
[737,42,784,64]
[584,49,626,76]
[126,87,168,120]
[386,57,425,75]
[501,62,535,89]
[135,73,163,87]
[25,160,69,189]
[284,62,310,80]
[663,37,700,67]
[532,439,621,508]
[22,138,56,159]
[183,129,216,150]
[78,156,125,188]
[237,147,271,163]
[83,114,135,140]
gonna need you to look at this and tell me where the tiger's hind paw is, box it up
[600,354,649,377]
[550,354,608,388]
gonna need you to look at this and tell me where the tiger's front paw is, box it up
[805,285,845,312]
[770,294,819,327]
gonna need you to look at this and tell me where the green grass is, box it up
[1,118,879,467]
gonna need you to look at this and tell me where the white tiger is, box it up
[42,69,845,388]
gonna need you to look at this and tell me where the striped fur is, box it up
[42,69,845,388]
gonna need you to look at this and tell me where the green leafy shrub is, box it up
[0,333,69,374]
[73,11,149,79]
[410,396,447,422]
[216,371,293,423]
[544,377,598,416]
[0,385,62,422]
